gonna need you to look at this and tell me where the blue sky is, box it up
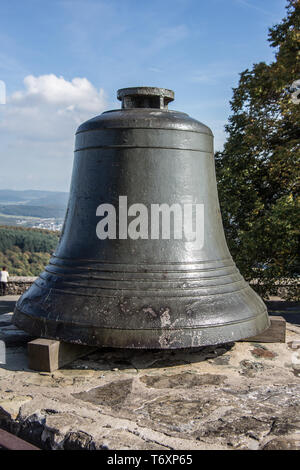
[0,0,288,191]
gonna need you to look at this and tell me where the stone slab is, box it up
[0,296,299,450]
[0,326,299,450]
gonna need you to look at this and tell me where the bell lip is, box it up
[12,307,270,350]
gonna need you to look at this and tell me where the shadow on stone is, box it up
[64,342,235,372]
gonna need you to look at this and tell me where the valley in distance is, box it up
[0,189,68,230]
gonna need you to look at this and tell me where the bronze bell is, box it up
[13,87,270,348]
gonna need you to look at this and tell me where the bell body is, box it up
[13,87,270,348]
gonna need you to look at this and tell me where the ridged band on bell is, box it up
[13,86,270,348]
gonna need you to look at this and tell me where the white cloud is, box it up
[3,74,107,138]
[0,74,108,190]
[12,75,104,110]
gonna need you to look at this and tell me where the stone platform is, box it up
[0,296,300,450]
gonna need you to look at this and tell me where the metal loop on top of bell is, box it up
[12,86,270,349]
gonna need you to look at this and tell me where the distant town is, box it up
[16,218,63,231]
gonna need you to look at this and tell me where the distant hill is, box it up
[0,204,66,219]
[0,189,69,209]
[0,189,68,223]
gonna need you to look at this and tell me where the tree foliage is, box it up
[215,0,300,299]
[0,225,60,276]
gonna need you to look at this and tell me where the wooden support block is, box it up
[239,316,286,343]
[27,338,97,372]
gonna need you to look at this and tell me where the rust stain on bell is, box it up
[12,86,270,348]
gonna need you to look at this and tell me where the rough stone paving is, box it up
[0,296,300,450]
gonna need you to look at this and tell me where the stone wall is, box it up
[6,277,37,295]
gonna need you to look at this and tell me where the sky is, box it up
[0,0,288,192]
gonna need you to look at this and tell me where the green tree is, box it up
[215,0,300,300]
[0,225,60,276]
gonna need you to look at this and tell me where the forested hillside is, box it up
[0,225,60,276]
